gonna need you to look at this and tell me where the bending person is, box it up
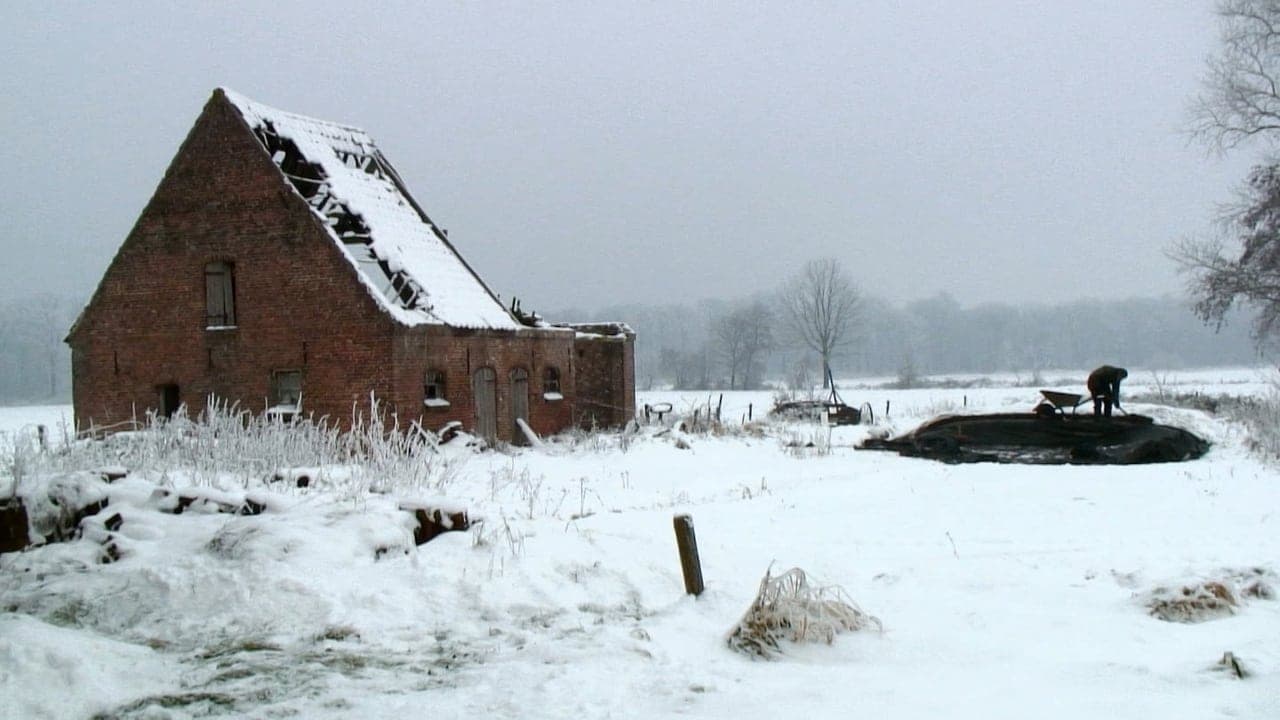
[1087,365,1128,417]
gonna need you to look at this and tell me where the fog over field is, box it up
[0,4,1260,310]
[3,3,1276,407]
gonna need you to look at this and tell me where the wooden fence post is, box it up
[673,514,704,596]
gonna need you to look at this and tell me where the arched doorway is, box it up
[471,367,497,444]
[509,368,530,445]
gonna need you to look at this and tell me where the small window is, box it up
[542,366,562,400]
[205,261,237,328]
[424,369,450,408]
[268,370,302,419]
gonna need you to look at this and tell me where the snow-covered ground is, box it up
[0,403,74,440]
[1,369,1278,719]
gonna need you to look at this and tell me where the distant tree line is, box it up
[0,279,1262,406]
[560,290,1260,392]
[0,294,82,405]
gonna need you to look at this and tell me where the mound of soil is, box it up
[859,413,1209,465]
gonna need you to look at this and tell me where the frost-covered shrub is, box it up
[727,566,881,659]
[550,424,615,454]
[1124,389,1259,415]
[0,426,47,498]
[1228,391,1280,459]
[781,427,831,458]
[30,398,461,495]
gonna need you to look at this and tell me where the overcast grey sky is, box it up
[0,1,1255,312]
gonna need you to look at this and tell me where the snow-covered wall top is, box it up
[222,88,519,330]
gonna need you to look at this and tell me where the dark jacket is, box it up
[1087,365,1128,403]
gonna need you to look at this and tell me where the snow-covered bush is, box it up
[726,566,881,659]
[1228,389,1280,459]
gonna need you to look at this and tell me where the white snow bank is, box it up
[0,614,175,719]
[0,372,1277,718]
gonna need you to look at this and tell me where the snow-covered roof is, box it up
[221,88,518,330]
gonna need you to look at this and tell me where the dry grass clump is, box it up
[727,566,881,659]
[1241,577,1276,599]
[1148,581,1238,623]
[1146,568,1275,623]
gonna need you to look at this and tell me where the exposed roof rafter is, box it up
[223,89,519,330]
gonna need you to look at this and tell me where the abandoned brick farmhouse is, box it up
[67,88,634,443]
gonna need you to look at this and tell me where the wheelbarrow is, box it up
[1038,389,1088,415]
[1038,389,1126,416]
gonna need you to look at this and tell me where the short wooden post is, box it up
[885,400,891,418]
[748,403,753,421]
[673,514,704,596]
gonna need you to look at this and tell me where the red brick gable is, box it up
[68,91,396,430]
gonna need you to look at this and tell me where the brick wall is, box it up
[68,92,395,432]
[570,326,636,429]
[391,325,577,443]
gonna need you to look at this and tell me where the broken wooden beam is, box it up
[399,503,470,545]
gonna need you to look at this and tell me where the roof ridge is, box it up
[217,87,367,136]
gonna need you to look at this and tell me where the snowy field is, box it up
[1,367,1278,719]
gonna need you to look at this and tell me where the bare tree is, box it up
[1173,167,1280,340]
[1191,0,1280,151]
[740,301,776,389]
[713,301,775,389]
[1179,1,1280,342]
[779,258,862,387]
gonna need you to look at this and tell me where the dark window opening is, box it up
[205,261,236,327]
[269,370,303,420]
[543,366,561,398]
[159,384,180,419]
[424,369,448,407]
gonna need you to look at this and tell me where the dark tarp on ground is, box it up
[859,413,1210,465]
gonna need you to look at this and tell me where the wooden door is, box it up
[509,368,529,445]
[471,367,497,444]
